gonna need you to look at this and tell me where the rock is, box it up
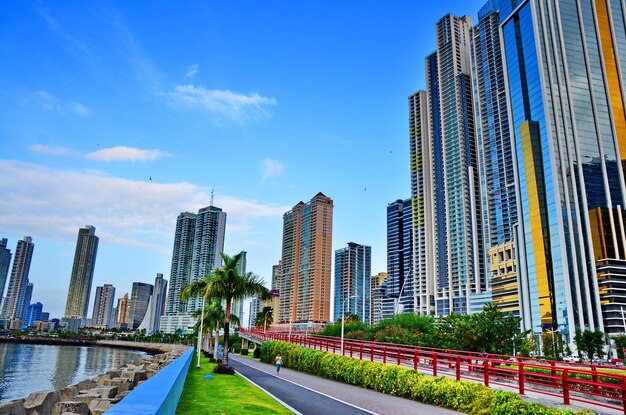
[59,385,78,401]
[24,390,60,415]
[88,399,113,415]
[0,399,25,415]
[70,394,101,404]
[51,402,89,415]
[87,387,118,399]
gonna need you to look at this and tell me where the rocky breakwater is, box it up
[0,341,190,415]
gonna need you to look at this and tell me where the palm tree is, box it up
[192,302,239,357]
[255,306,274,331]
[181,251,269,366]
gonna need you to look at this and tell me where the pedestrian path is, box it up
[229,355,461,415]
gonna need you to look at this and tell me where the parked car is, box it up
[610,358,624,367]
[563,355,581,363]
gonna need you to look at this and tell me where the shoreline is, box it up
[0,336,184,354]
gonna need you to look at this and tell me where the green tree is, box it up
[574,330,606,360]
[181,251,269,366]
[614,335,626,359]
[255,306,274,330]
[192,302,239,356]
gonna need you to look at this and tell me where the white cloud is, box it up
[260,159,284,182]
[30,90,91,118]
[0,160,289,253]
[29,144,76,156]
[169,84,277,123]
[186,64,199,78]
[87,146,171,162]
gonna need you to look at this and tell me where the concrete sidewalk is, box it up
[229,355,460,415]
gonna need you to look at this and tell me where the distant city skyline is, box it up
[0,0,486,319]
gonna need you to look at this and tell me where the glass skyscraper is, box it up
[385,199,414,317]
[64,226,99,319]
[499,0,626,338]
[334,242,371,323]
[0,238,11,314]
[128,282,153,330]
[92,284,116,328]
[0,237,34,326]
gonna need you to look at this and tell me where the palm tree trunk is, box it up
[224,299,231,366]
[214,324,219,358]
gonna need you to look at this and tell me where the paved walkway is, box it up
[229,355,460,415]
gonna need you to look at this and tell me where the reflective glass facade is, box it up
[333,242,371,323]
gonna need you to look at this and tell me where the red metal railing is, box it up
[239,327,626,414]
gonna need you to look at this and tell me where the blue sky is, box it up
[0,1,485,320]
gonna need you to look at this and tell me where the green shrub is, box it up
[253,347,261,358]
[260,341,580,415]
[240,348,249,356]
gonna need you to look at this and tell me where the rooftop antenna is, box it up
[210,188,214,207]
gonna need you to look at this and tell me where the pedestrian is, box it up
[275,353,283,375]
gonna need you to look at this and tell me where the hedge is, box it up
[260,341,582,415]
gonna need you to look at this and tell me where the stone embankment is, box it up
[0,341,190,415]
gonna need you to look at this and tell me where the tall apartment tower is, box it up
[92,284,116,328]
[334,243,371,323]
[470,1,518,316]
[499,0,626,339]
[128,282,153,330]
[64,226,99,319]
[0,238,11,312]
[370,272,388,325]
[161,206,226,333]
[140,273,167,333]
[0,237,34,323]
[278,192,333,324]
[232,251,247,327]
[165,212,197,315]
[385,199,414,318]
[116,293,130,326]
[409,90,437,315]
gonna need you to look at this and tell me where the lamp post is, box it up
[197,296,206,368]
[341,294,356,355]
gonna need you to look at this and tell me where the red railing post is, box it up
[456,356,461,381]
[359,344,363,360]
[397,349,401,366]
[370,345,374,362]
[551,361,557,387]
[414,351,418,370]
[621,376,626,415]
[591,366,599,395]
[519,361,525,395]
[484,359,489,387]
[562,369,570,405]
[383,347,387,364]
[350,344,353,358]
[433,354,438,377]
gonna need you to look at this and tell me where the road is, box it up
[229,355,460,415]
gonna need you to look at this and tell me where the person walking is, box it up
[275,353,283,376]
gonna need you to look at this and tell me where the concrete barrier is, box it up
[102,348,193,415]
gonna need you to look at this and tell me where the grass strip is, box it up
[176,354,294,415]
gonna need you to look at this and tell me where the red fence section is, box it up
[239,327,626,414]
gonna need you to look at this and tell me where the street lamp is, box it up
[341,294,356,355]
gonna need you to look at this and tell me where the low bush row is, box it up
[260,341,583,415]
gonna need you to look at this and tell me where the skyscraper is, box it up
[139,273,167,333]
[25,302,43,327]
[92,284,116,328]
[128,282,153,330]
[232,251,247,327]
[499,0,626,340]
[0,237,34,324]
[161,205,226,333]
[64,226,99,319]
[470,1,518,316]
[116,293,130,327]
[334,243,371,323]
[385,199,414,318]
[0,238,11,313]
[278,192,333,324]
[370,272,388,325]
[165,212,197,315]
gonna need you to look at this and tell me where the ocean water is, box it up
[0,342,145,403]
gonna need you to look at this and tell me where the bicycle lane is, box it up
[228,355,461,415]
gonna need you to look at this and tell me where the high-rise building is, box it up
[25,302,43,327]
[92,284,116,328]
[0,237,34,324]
[161,206,226,333]
[499,0,626,339]
[334,243,371,323]
[139,273,167,333]
[385,199,414,318]
[470,1,518,316]
[0,238,11,312]
[248,296,261,328]
[165,212,197,316]
[64,226,99,319]
[116,293,131,327]
[232,251,247,327]
[128,282,153,330]
[278,192,333,324]
[370,272,388,325]
[409,90,437,315]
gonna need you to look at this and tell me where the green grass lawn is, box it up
[176,355,293,415]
